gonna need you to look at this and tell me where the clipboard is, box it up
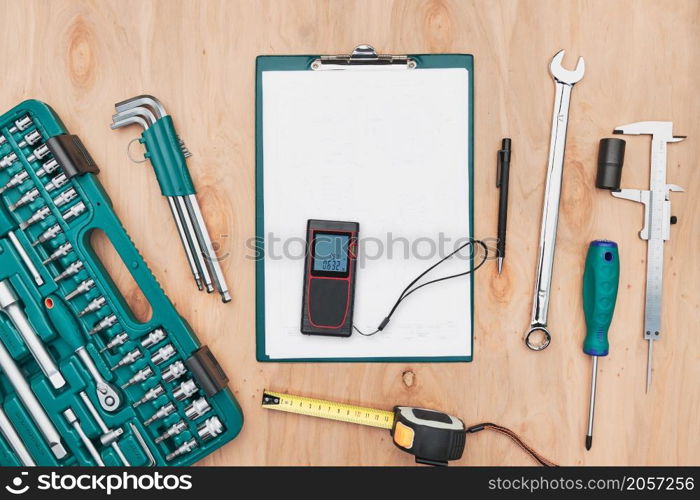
[255,45,474,362]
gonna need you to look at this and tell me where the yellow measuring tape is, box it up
[262,390,395,430]
[262,390,556,466]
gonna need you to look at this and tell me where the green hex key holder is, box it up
[0,100,242,465]
[110,95,231,303]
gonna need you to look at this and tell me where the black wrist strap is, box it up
[466,422,557,467]
[354,239,489,336]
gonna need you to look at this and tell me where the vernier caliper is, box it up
[609,121,684,392]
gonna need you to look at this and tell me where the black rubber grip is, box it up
[46,134,100,178]
[185,346,230,397]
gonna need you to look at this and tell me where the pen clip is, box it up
[496,149,504,188]
[496,138,511,189]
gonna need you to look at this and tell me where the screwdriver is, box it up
[582,240,620,450]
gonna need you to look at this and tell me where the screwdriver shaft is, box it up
[586,355,598,450]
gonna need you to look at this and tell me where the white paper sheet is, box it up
[261,68,471,359]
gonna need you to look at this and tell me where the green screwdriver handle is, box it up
[582,240,620,356]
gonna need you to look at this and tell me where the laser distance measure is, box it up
[301,219,359,337]
[262,390,466,466]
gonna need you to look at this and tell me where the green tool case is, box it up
[0,100,242,466]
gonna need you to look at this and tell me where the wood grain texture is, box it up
[1,0,697,465]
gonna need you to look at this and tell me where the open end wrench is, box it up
[525,50,585,351]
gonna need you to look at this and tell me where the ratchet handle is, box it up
[582,241,620,356]
[43,295,84,350]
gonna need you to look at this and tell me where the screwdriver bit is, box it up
[132,384,165,408]
[120,366,153,389]
[100,331,128,353]
[53,261,84,282]
[0,170,29,194]
[109,347,141,370]
[154,419,187,444]
[65,278,95,300]
[42,242,73,265]
[143,402,175,426]
[9,188,40,211]
[20,205,51,230]
[32,224,63,246]
[78,296,106,317]
[89,314,118,335]
[165,439,197,462]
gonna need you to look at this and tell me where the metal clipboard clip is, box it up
[311,44,417,71]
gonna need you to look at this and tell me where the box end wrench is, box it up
[525,50,585,351]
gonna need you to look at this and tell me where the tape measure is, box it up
[263,390,466,466]
[262,390,557,467]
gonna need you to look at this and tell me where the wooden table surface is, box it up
[2,0,697,466]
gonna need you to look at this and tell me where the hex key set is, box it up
[111,95,231,303]
[0,100,242,465]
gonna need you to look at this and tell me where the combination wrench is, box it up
[525,50,585,351]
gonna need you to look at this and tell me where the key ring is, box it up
[126,138,147,164]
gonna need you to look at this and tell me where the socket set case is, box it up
[0,100,243,466]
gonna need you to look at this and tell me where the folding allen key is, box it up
[111,95,231,303]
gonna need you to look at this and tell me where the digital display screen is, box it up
[313,233,350,274]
